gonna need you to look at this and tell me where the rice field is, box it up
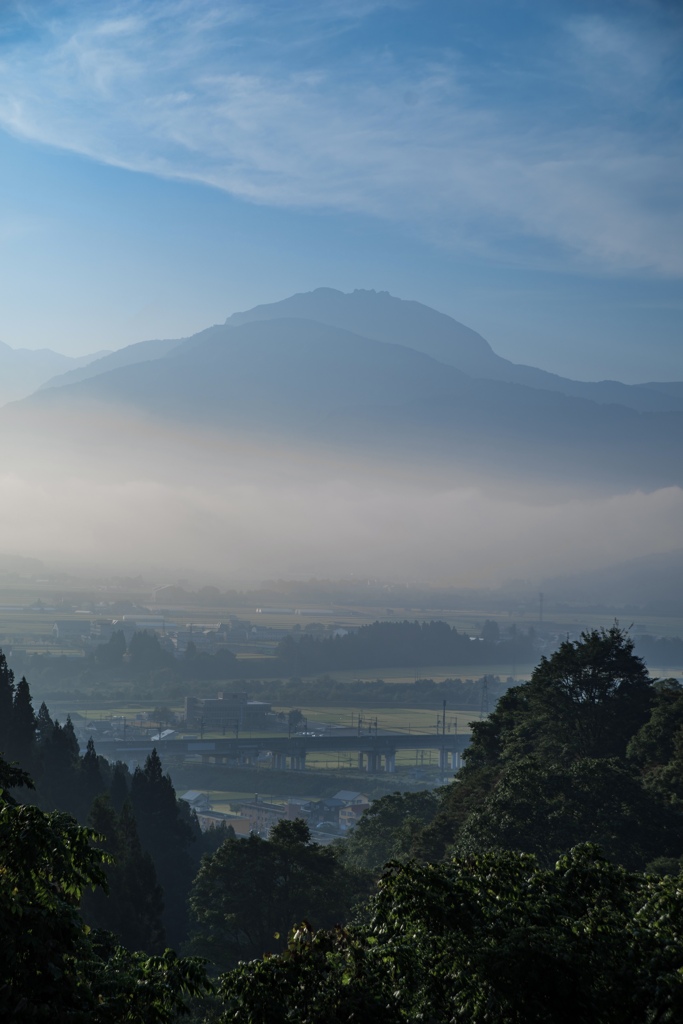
[276,704,476,736]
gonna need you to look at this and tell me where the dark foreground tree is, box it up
[0,753,209,1022]
[420,624,663,861]
[130,748,198,947]
[465,624,652,770]
[341,789,440,872]
[453,755,681,869]
[188,819,366,970]
[82,796,166,954]
[219,845,683,1024]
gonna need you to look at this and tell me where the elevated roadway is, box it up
[92,730,470,772]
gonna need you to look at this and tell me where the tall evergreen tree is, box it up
[37,716,81,814]
[77,737,107,820]
[83,795,166,954]
[0,649,15,756]
[7,676,36,770]
[109,761,131,811]
[35,701,54,745]
[130,749,198,947]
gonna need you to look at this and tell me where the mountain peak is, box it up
[225,286,498,375]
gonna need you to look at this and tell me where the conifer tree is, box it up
[78,737,107,820]
[0,649,15,755]
[83,795,166,954]
[8,676,36,769]
[130,749,198,947]
[35,701,54,745]
[109,761,130,811]
[38,716,81,814]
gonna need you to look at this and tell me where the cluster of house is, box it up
[181,789,371,841]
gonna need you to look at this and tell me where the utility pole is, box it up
[480,677,489,719]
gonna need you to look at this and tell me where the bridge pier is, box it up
[385,750,396,773]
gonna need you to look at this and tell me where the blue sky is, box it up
[0,0,681,381]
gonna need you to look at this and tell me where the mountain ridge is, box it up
[36,288,683,415]
[10,312,682,493]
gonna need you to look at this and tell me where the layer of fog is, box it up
[2,405,681,588]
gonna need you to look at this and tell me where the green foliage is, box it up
[453,755,681,869]
[219,846,683,1024]
[82,796,166,954]
[628,679,683,811]
[94,629,126,668]
[276,618,534,676]
[128,631,175,675]
[0,753,211,1022]
[188,820,367,970]
[466,624,652,769]
[415,625,675,867]
[130,749,199,948]
[0,796,108,1020]
[341,789,440,872]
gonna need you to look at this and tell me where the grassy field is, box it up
[316,664,536,684]
[73,701,477,738]
[302,749,445,771]
[280,705,476,735]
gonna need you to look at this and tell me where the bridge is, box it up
[91,730,470,773]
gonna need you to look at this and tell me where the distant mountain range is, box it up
[6,288,683,490]
[0,340,109,406]
[541,548,683,616]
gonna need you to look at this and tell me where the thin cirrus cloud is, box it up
[0,0,682,276]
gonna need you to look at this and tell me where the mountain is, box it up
[11,310,683,492]
[38,336,182,391]
[36,288,683,414]
[541,549,683,615]
[225,289,683,414]
[0,340,109,406]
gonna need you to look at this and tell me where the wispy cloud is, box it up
[1,1,682,275]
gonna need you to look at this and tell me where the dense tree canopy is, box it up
[465,624,652,770]
[188,819,367,970]
[0,752,210,1023]
[340,789,440,872]
[219,845,683,1024]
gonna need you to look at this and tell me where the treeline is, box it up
[8,619,534,699]
[276,619,535,675]
[10,620,682,705]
